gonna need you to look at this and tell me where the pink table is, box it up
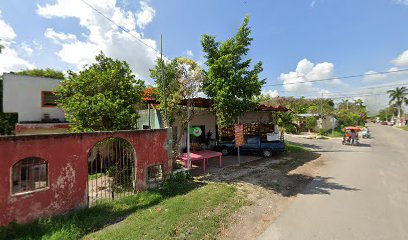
[177,150,223,173]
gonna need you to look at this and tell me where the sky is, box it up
[1,0,408,113]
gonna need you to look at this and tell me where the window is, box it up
[12,158,48,194]
[42,91,58,107]
[147,165,163,188]
[246,136,258,144]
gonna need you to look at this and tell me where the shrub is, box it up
[319,128,327,136]
[306,117,317,132]
[284,124,299,134]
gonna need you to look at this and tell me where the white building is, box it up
[2,73,65,123]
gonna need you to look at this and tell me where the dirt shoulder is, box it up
[205,150,326,240]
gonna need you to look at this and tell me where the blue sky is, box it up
[1,0,408,112]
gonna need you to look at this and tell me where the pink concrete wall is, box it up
[0,129,171,226]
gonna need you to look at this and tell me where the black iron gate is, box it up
[87,138,136,206]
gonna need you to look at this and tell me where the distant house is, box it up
[296,113,338,132]
[2,73,69,135]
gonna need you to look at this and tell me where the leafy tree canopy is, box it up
[150,57,204,127]
[0,78,18,135]
[16,68,65,80]
[305,116,317,131]
[56,52,145,132]
[261,96,335,116]
[387,87,408,120]
[378,106,397,122]
[201,15,265,127]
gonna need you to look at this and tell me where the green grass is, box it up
[0,181,244,240]
[329,128,344,138]
[285,142,308,153]
[400,126,408,131]
[88,173,105,180]
[85,183,244,240]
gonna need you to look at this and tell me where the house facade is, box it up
[3,73,65,123]
[2,73,71,135]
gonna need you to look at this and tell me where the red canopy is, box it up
[343,126,361,131]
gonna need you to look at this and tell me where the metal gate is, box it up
[87,138,136,206]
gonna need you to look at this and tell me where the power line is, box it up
[324,82,408,96]
[79,0,157,52]
[326,92,388,100]
[271,82,408,95]
[265,68,408,87]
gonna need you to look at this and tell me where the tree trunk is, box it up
[398,105,402,126]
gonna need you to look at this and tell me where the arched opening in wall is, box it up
[88,138,136,206]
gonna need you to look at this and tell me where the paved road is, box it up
[259,124,408,240]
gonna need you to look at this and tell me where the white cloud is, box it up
[44,28,77,43]
[279,58,343,92]
[330,78,349,87]
[262,89,279,98]
[310,0,317,8]
[0,11,35,74]
[20,42,34,56]
[394,0,408,6]
[0,11,16,41]
[391,49,408,66]
[363,70,387,82]
[186,50,194,57]
[0,48,35,73]
[37,0,158,79]
[387,67,408,76]
[136,1,155,29]
[363,67,408,84]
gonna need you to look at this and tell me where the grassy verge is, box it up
[0,179,244,240]
[400,126,408,131]
[285,142,308,153]
[85,183,244,240]
[329,128,343,138]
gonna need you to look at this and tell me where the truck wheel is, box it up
[221,148,230,156]
[262,149,272,158]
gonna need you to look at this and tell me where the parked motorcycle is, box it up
[361,129,370,139]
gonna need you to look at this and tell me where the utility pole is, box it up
[320,93,323,129]
[160,34,169,127]
[237,116,241,165]
[187,102,191,170]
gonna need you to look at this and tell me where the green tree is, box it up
[150,57,204,158]
[387,87,408,125]
[378,106,397,122]
[307,105,319,115]
[335,109,361,127]
[261,96,335,116]
[56,52,145,132]
[305,116,317,132]
[201,15,265,127]
[150,57,204,127]
[354,99,364,108]
[0,78,18,135]
[275,111,299,134]
[16,68,65,79]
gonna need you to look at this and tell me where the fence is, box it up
[0,129,172,226]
